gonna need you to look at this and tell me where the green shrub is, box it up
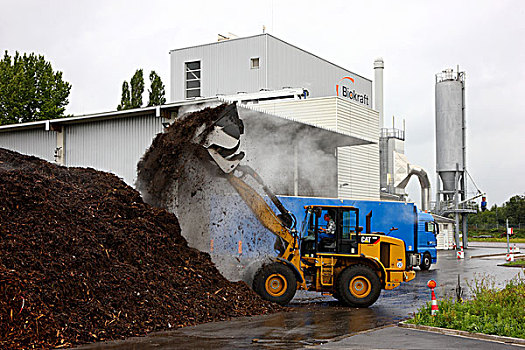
[407,276,525,339]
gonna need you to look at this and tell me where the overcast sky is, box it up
[1,0,524,207]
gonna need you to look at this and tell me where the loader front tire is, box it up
[253,262,297,305]
[336,265,381,308]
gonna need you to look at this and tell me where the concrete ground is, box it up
[315,325,524,349]
[75,244,524,350]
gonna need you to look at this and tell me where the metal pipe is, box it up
[374,58,384,129]
[462,214,468,248]
[457,192,486,205]
[436,173,441,212]
[506,219,510,254]
[454,169,461,248]
[395,164,431,211]
[461,70,467,202]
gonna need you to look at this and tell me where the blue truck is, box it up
[276,196,438,270]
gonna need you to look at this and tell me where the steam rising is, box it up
[238,107,337,197]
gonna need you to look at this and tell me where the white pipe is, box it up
[396,164,431,211]
[374,58,384,129]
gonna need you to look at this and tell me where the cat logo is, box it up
[360,236,380,244]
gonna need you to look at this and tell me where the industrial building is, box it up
[0,34,382,201]
[170,34,372,105]
[0,33,472,247]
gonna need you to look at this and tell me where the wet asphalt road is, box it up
[76,243,524,350]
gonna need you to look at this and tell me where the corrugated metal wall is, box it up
[0,128,56,162]
[337,145,379,200]
[336,98,380,200]
[170,34,372,108]
[335,98,377,142]
[267,37,372,106]
[251,98,338,130]
[171,35,268,101]
[65,114,163,186]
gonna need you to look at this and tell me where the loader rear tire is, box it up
[253,262,297,305]
[336,265,381,308]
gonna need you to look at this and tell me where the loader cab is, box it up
[301,206,360,256]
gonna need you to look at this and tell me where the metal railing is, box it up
[434,200,478,213]
[469,223,523,230]
[380,128,405,140]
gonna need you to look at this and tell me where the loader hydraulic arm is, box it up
[192,103,296,248]
[226,167,296,246]
[235,165,296,229]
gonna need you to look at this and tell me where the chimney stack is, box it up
[374,58,384,129]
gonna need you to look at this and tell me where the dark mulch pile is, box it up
[136,103,227,208]
[0,112,279,350]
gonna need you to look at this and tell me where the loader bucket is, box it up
[193,104,245,173]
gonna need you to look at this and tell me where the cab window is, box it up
[425,221,436,234]
[342,210,357,239]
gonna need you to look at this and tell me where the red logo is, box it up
[335,76,369,106]
[336,76,355,96]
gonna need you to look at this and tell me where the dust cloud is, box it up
[137,103,338,284]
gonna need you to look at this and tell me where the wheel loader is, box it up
[193,103,418,307]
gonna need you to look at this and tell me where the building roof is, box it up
[0,97,373,149]
[432,214,456,223]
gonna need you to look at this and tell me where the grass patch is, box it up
[503,259,525,267]
[469,237,525,243]
[407,276,525,339]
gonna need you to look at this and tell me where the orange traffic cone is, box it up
[457,244,464,259]
[427,280,439,316]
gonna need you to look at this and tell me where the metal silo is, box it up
[435,68,465,198]
[434,67,477,250]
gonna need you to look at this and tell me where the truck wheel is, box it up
[336,265,381,308]
[420,253,432,271]
[253,262,297,305]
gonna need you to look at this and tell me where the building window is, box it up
[250,57,260,69]
[185,61,201,98]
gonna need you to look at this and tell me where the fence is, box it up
[469,223,523,231]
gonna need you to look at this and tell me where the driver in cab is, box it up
[319,213,335,239]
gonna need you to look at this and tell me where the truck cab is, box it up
[417,211,437,270]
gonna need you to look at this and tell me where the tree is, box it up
[118,69,166,110]
[0,51,71,125]
[469,194,525,227]
[147,70,166,106]
[117,81,131,111]
[130,69,144,109]
[503,195,525,225]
